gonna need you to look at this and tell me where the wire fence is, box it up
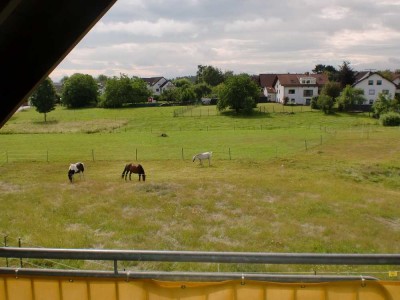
[1,137,329,164]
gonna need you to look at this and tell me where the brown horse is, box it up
[122,163,146,181]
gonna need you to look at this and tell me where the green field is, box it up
[1,104,399,277]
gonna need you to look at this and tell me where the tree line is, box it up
[29,62,400,125]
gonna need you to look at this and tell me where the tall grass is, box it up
[0,104,399,277]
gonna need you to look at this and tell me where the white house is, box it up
[274,73,328,105]
[353,72,397,105]
[142,77,175,96]
[392,74,400,96]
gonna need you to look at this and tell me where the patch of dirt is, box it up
[0,181,23,194]
[374,217,400,231]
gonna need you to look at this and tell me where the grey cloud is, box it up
[50,0,400,81]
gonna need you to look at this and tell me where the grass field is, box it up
[1,104,400,277]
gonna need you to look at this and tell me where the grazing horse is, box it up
[192,151,212,166]
[68,162,84,183]
[122,163,146,181]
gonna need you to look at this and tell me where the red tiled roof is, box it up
[276,73,328,86]
[259,74,277,88]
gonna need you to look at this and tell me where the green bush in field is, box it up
[380,112,400,126]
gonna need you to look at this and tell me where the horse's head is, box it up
[142,174,146,181]
[68,169,74,182]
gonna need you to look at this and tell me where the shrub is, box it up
[381,112,400,126]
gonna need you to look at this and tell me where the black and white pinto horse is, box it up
[122,163,146,181]
[192,151,212,166]
[68,162,85,183]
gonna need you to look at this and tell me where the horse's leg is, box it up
[129,171,132,181]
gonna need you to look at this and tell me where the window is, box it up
[288,89,295,94]
[369,99,374,105]
[368,80,373,85]
[303,90,313,97]
[382,90,389,94]
[369,89,375,95]
[377,80,382,85]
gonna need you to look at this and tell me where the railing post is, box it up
[4,235,8,267]
[18,238,23,268]
[114,260,118,275]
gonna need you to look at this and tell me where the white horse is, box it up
[68,162,85,182]
[192,151,212,166]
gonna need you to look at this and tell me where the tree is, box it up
[336,85,365,111]
[320,81,341,100]
[217,74,259,113]
[159,88,179,102]
[337,61,356,88]
[317,94,334,114]
[61,73,98,108]
[29,78,57,122]
[131,77,151,103]
[193,83,212,100]
[100,75,151,108]
[196,65,224,86]
[372,93,400,118]
[100,75,134,108]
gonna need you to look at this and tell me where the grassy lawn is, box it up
[1,104,399,277]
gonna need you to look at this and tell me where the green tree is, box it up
[193,83,212,100]
[372,93,400,118]
[159,88,179,102]
[315,81,341,114]
[196,65,224,86]
[100,75,151,108]
[321,81,341,100]
[131,77,151,103]
[100,75,134,108]
[61,73,98,108]
[29,78,57,122]
[336,85,365,111]
[337,61,356,88]
[173,78,192,88]
[317,94,334,114]
[217,74,259,113]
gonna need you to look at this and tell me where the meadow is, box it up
[1,104,400,278]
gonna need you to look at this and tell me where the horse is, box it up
[192,151,212,166]
[122,163,146,181]
[68,162,84,183]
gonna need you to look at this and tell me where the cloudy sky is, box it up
[49,0,400,82]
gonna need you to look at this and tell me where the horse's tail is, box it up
[122,164,129,178]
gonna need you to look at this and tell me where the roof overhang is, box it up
[0,0,117,128]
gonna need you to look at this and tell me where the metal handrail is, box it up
[0,267,379,282]
[1,247,400,265]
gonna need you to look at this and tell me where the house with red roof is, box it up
[274,73,328,105]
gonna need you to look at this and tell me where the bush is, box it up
[381,112,400,126]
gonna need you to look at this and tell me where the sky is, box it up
[49,0,400,82]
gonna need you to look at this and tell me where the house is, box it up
[274,73,328,105]
[258,74,278,102]
[142,77,175,96]
[353,72,397,105]
[392,74,400,95]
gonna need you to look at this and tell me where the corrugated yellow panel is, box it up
[60,279,89,300]
[33,279,60,300]
[1,275,400,300]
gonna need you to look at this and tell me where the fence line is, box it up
[0,131,376,164]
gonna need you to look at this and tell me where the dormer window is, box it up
[299,77,316,84]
